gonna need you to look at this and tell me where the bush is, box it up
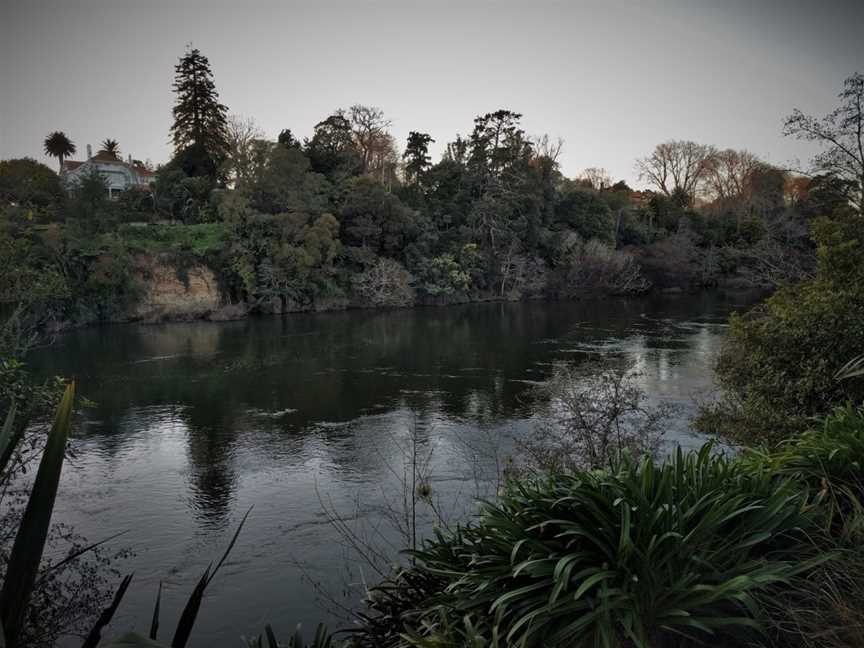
[65,234,144,323]
[352,258,416,307]
[0,211,72,321]
[414,253,472,297]
[742,405,864,539]
[375,446,826,648]
[697,214,864,445]
[554,238,649,296]
[746,406,864,647]
[759,549,864,648]
[0,158,64,214]
[516,362,671,474]
[636,229,710,288]
[554,189,615,244]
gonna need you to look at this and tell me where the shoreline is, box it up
[38,283,767,336]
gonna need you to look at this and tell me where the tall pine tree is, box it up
[403,131,434,185]
[170,46,229,179]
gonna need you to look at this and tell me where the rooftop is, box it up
[62,151,155,177]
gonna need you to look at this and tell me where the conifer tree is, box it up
[403,131,434,185]
[170,46,229,177]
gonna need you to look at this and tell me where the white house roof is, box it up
[62,151,155,178]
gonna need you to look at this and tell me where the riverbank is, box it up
[38,248,768,332]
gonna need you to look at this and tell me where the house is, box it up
[62,144,155,199]
[628,190,653,206]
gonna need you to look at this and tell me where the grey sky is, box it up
[2,0,862,186]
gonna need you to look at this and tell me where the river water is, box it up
[30,292,757,645]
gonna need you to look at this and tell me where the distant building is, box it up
[62,144,155,199]
[628,190,653,206]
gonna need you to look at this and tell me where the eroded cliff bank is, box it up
[131,255,245,323]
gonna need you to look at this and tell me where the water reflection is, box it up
[30,292,760,645]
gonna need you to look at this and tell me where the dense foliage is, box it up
[7,60,860,330]
[0,113,831,327]
[697,211,864,444]
[743,404,864,538]
[0,158,64,208]
[349,407,864,648]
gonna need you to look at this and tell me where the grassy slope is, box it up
[118,223,226,257]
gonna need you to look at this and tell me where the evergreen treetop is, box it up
[170,46,229,174]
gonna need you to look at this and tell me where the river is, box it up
[29,291,758,646]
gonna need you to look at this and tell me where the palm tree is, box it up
[43,131,76,172]
[101,138,120,158]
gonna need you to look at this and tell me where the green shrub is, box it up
[379,446,826,648]
[553,189,615,244]
[352,531,467,648]
[64,233,144,323]
[697,213,864,445]
[743,405,864,539]
[739,407,864,648]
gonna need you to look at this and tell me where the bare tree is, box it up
[579,167,613,190]
[352,258,416,307]
[730,236,816,287]
[515,361,672,474]
[783,72,864,214]
[635,140,717,201]
[557,239,650,296]
[531,134,564,163]
[703,149,763,202]
[496,238,526,298]
[725,207,816,287]
[349,104,394,177]
[367,131,400,189]
[223,114,267,188]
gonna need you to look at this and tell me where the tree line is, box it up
[1,48,861,327]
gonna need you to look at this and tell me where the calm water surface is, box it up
[31,293,757,645]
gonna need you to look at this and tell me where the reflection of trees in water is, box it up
[322,408,439,479]
[183,404,240,530]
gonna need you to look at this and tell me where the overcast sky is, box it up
[2,0,862,185]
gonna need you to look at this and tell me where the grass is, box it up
[742,404,864,539]
[118,222,227,256]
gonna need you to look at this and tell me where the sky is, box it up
[1,0,862,186]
